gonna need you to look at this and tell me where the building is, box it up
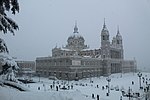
[16,61,36,76]
[36,21,137,80]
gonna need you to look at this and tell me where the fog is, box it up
[1,0,150,69]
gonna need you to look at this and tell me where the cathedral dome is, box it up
[67,25,85,49]
[64,22,88,51]
[68,22,84,41]
[68,32,85,43]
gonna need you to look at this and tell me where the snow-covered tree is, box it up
[0,0,19,81]
[0,38,19,81]
[0,0,19,34]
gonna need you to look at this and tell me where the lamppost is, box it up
[120,61,123,78]
[53,72,56,87]
[137,72,142,89]
[143,83,150,100]
[90,71,92,83]
[75,72,78,81]
[38,73,40,82]
[66,72,69,84]
[59,71,62,80]
[82,71,83,78]
[122,87,140,100]
[106,76,111,96]
[144,87,148,100]
[127,87,132,100]
[97,69,99,77]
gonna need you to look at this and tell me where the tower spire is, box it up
[116,25,122,40]
[103,18,106,28]
[102,18,108,32]
[117,25,120,35]
[73,21,78,33]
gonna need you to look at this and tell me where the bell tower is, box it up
[101,19,110,59]
[116,26,124,59]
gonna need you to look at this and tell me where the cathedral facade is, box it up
[36,21,137,80]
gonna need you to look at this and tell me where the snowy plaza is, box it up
[0,0,150,100]
[1,72,150,100]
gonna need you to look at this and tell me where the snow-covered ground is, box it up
[0,72,150,100]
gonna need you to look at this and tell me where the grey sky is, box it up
[1,0,150,69]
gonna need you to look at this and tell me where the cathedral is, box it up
[36,21,137,80]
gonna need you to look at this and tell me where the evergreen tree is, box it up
[0,0,19,81]
[0,0,19,35]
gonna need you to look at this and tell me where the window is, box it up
[44,71,47,75]
[103,55,105,58]
[103,36,105,40]
[49,72,51,75]
[117,40,119,44]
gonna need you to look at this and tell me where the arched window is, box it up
[103,36,105,40]
[117,40,119,44]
